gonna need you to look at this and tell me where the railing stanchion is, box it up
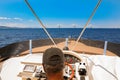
[29,40,32,54]
[103,41,108,55]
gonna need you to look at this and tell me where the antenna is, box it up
[71,0,102,50]
[24,0,57,47]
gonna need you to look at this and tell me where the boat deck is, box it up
[20,40,117,56]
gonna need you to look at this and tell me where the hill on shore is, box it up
[0,26,18,29]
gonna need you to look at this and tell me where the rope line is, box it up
[25,0,57,47]
[71,0,102,50]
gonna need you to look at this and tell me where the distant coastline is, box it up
[0,26,19,29]
[0,26,120,29]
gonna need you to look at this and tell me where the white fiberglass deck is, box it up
[0,52,120,80]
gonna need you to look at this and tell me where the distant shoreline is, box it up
[0,26,120,29]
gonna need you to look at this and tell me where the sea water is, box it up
[0,28,120,48]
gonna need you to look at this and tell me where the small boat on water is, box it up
[0,0,120,80]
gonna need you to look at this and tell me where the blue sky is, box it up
[0,0,120,28]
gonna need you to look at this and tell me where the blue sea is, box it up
[0,28,120,48]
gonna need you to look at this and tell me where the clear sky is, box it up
[0,0,120,28]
